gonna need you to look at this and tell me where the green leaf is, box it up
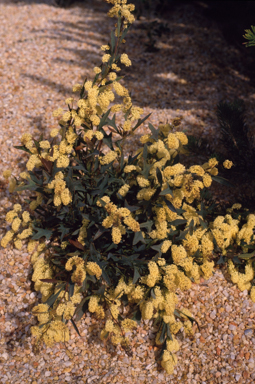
[110,30,115,52]
[133,267,140,284]
[150,243,162,253]
[132,309,142,324]
[156,168,162,185]
[117,15,121,37]
[133,231,146,245]
[216,255,226,265]
[143,144,148,161]
[243,25,255,47]
[14,178,37,192]
[159,184,173,196]
[98,109,111,130]
[14,145,32,154]
[70,318,81,337]
[102,269,111,285]
[45,285,65,308]
[124,200,140,212]
[238,251,255,260]
[132,113,152,133]
[164,198,177,213]
[211,176,233,187]
[167,324,173,341]
[170,219,187,227]
[176,228,189,241]
[69,282,75,298]
[119,25,131,44]
[93,227,107,241]
[139,220,153,232]
[159,322,167,344]
[32,227,53,241]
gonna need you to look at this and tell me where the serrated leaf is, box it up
[133,231,146,245]
[32,227,53,241]
[176,228,189,241]
[14,178,37,192]
[124,200,140,212]
[216,255,226,265]
[132,113,151,133]
[159,184,173,196]
[150,243,162,252]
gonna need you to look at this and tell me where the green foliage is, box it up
[243,25,255,47]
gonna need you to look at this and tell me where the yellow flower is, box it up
[161,240,172,253]
[120,53,132,67]
[100,150,117,165]
[202,173,212,187]
[167,133,179,149]
[118,184,130,197]
[102,53,111,63]
[86,262,102,279]
[250,286,255,303]
[3,169,12,179]
[223,160,233,169]
[112,226,122,244]
[93,66,102,74]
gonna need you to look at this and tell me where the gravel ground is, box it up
[1,1,255,383]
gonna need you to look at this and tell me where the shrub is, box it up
[1,0,255,375]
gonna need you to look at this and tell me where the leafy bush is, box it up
[2,0,255,375]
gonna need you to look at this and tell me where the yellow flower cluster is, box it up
[161,350,178,375]
[88,295,105,319]
[140,261,160,287]
[101,199,140,244]
[47,172,72,207]
[86,261,102,279]
[106,0,135,26]
[77,218,90,245]
[31,320,70,347]
[211,214,239,254]
[236,214,255,246]
[32,253,54,302]
[228,259,254,292]
[65,256,86,285]
[223,159,233,169]
[99,150,118,165]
